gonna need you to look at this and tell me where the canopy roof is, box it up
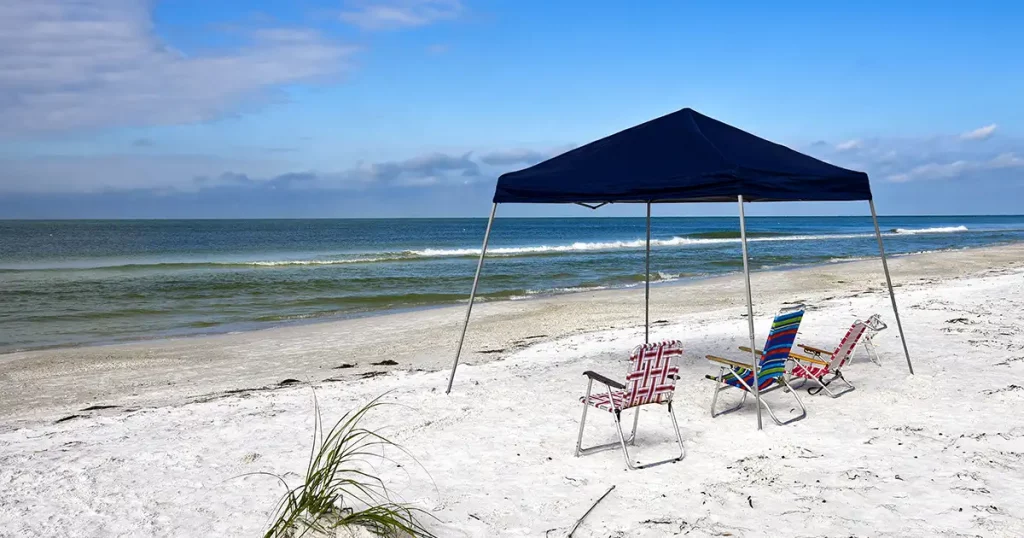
[493,108,871,204]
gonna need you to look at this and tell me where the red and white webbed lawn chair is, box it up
[575,341,685,470]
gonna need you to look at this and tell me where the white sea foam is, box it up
[521,285,610,296]
[407,226,974,259]
[656,271,683,282]
[101,226,973,269]
[245,257,389,267]
[407,233,881,257]
[892,225,969,235]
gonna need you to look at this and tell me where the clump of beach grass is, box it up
[258,393,435,538]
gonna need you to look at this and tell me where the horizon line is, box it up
[2,213,1022,221]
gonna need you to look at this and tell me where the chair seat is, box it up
[581,391,628,412]
[716,366,782,392]
[791,362,829,379]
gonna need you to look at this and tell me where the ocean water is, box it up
[1,216,1022,353]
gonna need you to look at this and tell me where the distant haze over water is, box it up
[2,216,1022,353]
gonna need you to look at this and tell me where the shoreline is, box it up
[3,242,1024,424]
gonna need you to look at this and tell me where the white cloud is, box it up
[0,0,357,137]
[961,124,998,141]
[479,148,548,166]
[479,145,576,166]
[806,130,1023,184]
[9,133,1019,195]
[0,150,492,194]
[0,154,292,193]
[357,151,481,184]
[835,139,863,151]
[887,152,1024,182]
[340,0,462,30]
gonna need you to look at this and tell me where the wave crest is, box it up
[408,233,880,257]
[246,257,394,266]
[3,225,974,271]
[891,225,968,235]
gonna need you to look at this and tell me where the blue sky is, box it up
[1,0,1022,218]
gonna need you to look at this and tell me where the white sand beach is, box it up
[2,244,1024,537]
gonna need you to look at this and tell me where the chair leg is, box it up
[709,367,748,418]
[791,362,853,398]
[613,411,637,470]
[807,375,838,398]
[666,403,686,462]
[806,371,854,398]
[827,371,855,396]
[709,368,722,416]
[614,404,685,470]
[626,407,640,445]
[575,379,593,457]
[759,379,808,425]
[864,338,882,366]
[577,384,629,457]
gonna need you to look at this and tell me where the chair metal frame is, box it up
[708,361,807,425]
[574,342,685,470]
[706,307,808,426]
[789,361,856,398]
[861,313,888,366]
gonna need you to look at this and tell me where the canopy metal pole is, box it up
[446,203,498,393]
[869,200,914,375]
[645,202,651,343]
[738,195,763,430]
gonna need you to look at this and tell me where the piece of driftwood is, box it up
[567,485,616,537]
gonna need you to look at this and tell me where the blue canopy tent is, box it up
[447,108,913,430]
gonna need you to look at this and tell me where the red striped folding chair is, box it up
[788,319,868,397]
[575,341,685,470]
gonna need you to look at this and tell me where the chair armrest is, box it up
[789,352,830,366]
[706,355,754,370]
[583,371,625,390]
[799,344,832,356]
[738,346,764,355]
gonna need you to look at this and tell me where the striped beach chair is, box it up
[789,320,868,397]
[575,341,685,470]
[706,306,807,425]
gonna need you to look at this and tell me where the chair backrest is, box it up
[759,307,804,383]
[623,341,682,409]
[865,313,887,333]
[864,313,887,342]
[829,321,868,370]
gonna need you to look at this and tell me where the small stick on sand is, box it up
[567,485,616,537]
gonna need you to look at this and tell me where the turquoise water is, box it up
[1,216,1022,353]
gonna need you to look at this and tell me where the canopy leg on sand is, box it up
[446,203,497,394]
[869,200,914,374]
[737,195,763,430]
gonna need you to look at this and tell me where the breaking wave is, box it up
[2,226,975,272]
[891,225,969,235]
[408,233,877,257]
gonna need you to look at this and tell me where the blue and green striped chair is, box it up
[706,306,808,425]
